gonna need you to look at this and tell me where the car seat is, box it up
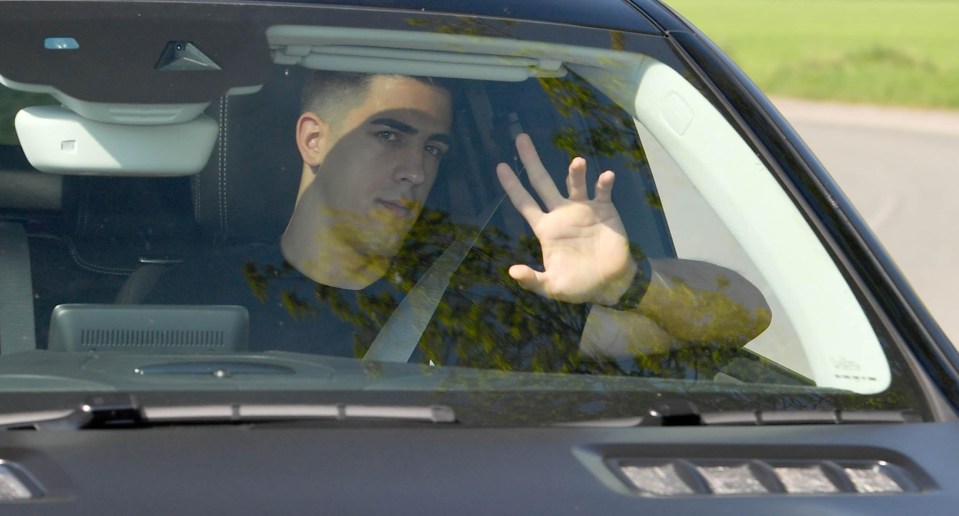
[114,66,304,304]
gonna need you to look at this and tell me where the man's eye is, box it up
[376,130,399,142]
[425,144,446,158]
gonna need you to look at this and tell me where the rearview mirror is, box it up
[15,105,217,176]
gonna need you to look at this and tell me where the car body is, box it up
[0,0,958,512]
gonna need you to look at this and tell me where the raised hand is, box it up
[495,133,637,306]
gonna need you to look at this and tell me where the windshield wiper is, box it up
[0,394,457,430]
[700,409,922,426]
[557,400,922,427]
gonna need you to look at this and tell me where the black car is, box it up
[0,0,957,512]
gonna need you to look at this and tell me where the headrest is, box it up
[192,67,303,245]
[0,146,61,211]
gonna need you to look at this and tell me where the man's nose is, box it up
[393,147,427,185]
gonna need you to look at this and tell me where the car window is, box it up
[0,8,930,424]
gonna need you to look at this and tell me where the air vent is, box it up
[49,304,249,352]
[616,459,920,497]
[79,329,226,349]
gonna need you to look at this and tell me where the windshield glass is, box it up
[0,2,930,425]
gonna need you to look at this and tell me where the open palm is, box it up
[495,134,636,305]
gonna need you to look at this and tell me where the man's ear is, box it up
[296,112,329,168]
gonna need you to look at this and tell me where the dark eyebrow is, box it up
[371,117,417,135]
[371,117,451,147]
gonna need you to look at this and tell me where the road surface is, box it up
[773,97,959,346]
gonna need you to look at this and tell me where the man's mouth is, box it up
[377,198,415,218]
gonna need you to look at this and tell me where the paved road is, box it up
[773,98,959,346]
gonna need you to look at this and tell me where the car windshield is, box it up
[0,1,931,425]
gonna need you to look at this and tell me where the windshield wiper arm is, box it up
[142,403,457,424]
[0,394,457,430]
[0,394,144,430]
[558,400,922,427]
[701,408,922,426]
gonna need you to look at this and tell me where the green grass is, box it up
[665,0,959,110]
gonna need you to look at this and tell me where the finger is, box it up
[594,170,616,203]
[508,264,548,297]
[565,157,588,202]
[514,133,564,210]
[496,163,544,226]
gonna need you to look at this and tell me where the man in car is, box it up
[285,72,640,314]
[277,71,770,366]
[147,71,770,370]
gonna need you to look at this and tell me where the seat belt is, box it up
[0,222,37,353]
[365,99,526,363]
[363,194,505,363]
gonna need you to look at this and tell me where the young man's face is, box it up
[302,75,453,258]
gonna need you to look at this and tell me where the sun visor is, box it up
[268,26,568,81]
[16,106,217,176]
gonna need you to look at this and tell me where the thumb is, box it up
[508,265,548,297]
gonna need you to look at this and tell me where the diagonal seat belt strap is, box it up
[364,106,527,364]
[0,222,36,353]
[364,195,505,363]
[363,240,474,363]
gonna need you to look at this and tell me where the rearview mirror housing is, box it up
[15,105,218,176]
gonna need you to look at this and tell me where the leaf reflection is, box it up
[240,205,774,382]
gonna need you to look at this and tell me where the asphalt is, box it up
[773,97,959,138]
[771,97,959,346]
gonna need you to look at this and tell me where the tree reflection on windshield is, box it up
[237,73,776,380]
[242,205,769,380]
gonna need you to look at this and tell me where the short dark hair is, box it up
[300,71,375,120]
[300,71,453,123]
